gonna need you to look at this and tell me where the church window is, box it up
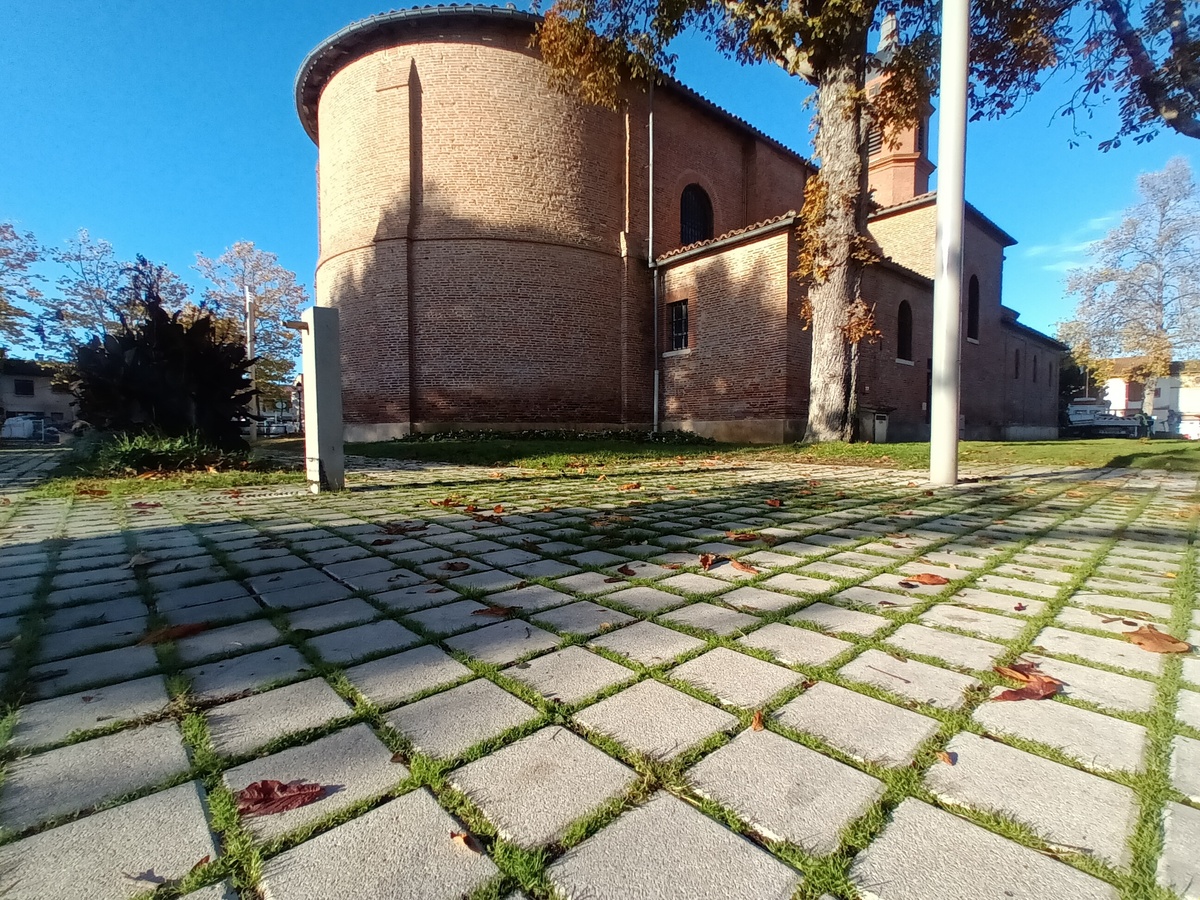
[668,300,689,351]
[680,185,713,245]
[897,301,913,361]
[967,275,980,340]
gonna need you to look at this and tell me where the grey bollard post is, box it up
[301,306,345,492]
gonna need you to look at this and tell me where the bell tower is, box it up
[866,12,935,207]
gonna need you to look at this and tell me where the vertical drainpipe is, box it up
[649,81,659,434]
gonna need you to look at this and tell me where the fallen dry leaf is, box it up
[493,504,504,514]
[1014,603,1028,611]
[993,673,1063,702]
[370,538,395,546]
[138,623,209,645]
[877,600,898,608]
[937,751,958,765]
[130,501,162,509]
[429,498,457,508]
[603,576,625,583]
[617,564,638,577]
[730,558,759,574]
[76,487,111,497]
[441,561,471,572]
[751,709,765,731]
[618,482,641,491]
[1125,625,1192,654]
[126,553,154,568]
[464,504,478,513]
[725,531,758,543]
[489,472,504,480]
[765,498,782,508]
[189,855,211,873]
[450,831,482,853]
[699,553,717,571]
[390,751,406,763]
[897,580,919,589]
[909,573,950,585]
[237,780,326,817]
[472,605,517,617]
[662,563,683,570]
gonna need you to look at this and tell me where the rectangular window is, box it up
[13,379,34,397]
[668,300,689,351]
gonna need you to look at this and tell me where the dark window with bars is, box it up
[679,185,714,245]
[668,300,689,351]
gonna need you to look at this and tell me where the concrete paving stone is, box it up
[974,574,1061,598]
[547,790,800,900]
[917,550,989,569]
[1034,626,1163,676]
[761,572,840,595]
[737,621,852,666]
[477,547,541,568]
[185,644,310,700]
[246,567,330,596]
[28,644,159,697]
[994,563,1074,584]
[165,595,263,626]
[259,787,498,900]
[657,572,734,595]
[690,727,884,854]
[671,647,803,708]
[1056,605,1158,636]
[604,585,687,614]
[861,572,947,598]
[850,799,1119,900]
[46,595,146,631]
[445,618,559,664]
[775,681,939,766]
[224,723,402,841]
[835,585,924,609]
[532,600,636,637]
[150,567,235,594]
[1185,655,1200,686]
[555,571,627,596]
[660,603,758,636]
[206,678,353,758]
[1086,575,1172,597]
[306,545,371,566]
[507,558,580,579]
[976,693,1148,772]
[570,549,634,567]
[287,598,378,634]
[455,539,512,555]
[371,582,457,612]
[38,616,147,661]
[788,602,889,636]
[345,643,473,708]
[487,583,575,612]
[0,780,218,900]
[885,623,1005,670]
[404,599,492,636]
[574,679,737,760]
[343,567,426,593]
[925,732,1138,867]
[504,645,636,704]
[1178,688,1200,730]
[841,648,978,709]
[447,568,524,593]
[52,565,134,590]
[919,603,1025,640]
[717,586,800,613]
[590,620,705,666]
[180,881,236,900]
[308,619,420,665]
[1159,801,1200,899]
[320,555,395,580]
[449,725,638,848]
[1170,735,1200,802]
[1070,593,1174,620]
[156,580,251,612]
[0,721,190,831]
[386,678,540,759]
[45,579,139,608]
[799,561,867,580]
[951,587,1046,617]
[145,553,217,578]
[176,619,284,664]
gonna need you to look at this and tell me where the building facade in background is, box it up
[296,5,1063,443]
[1104,360,1200,439]
[0,359,75,428]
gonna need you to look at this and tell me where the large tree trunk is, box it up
[802,51,870,443]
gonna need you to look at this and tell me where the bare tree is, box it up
[0,222,39,353]
[1059,156,1200,413]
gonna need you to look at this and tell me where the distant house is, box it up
[1104,359,1200,439]
[0,359,76,426]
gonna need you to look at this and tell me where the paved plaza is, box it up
[0,446,1198,899]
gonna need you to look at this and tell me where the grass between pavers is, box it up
[26,468,306,500]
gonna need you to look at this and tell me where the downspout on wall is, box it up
[649,81,659,433]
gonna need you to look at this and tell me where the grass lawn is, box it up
[274,435,1200,473]
[27,468,306,499]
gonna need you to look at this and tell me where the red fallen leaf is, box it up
[765,498,782,508]
[76,487,110,497]
[441,561,471,572]
[923,490,934,497]
[909,573,950,585]
[751,709,765,731]
[662,563,683,570]
[472,605,518,617]
[130,501,162,509]
[1125,625,1192,654]
[189,855,211,873]
[371,538,395,546]
[665,484,679,490]
[138,622,209,645]
[897,580,919,589]
[617,564,638,576]
[618,482,641,491]
[877,600,898,608]
[937,751,957,765]
[450,831,482,853]
[1014,603,1028,611]
[382,522,426,535]
[237,779,326,817]
[540,506,554,512]
[464,504,478,513]
[429,498,457,507]
[390,751,406,763]
[493,504,504,514]
[603,576,625,583]
[225,489,242,499]
[730,558,759,574]
[725,530,758,542]
[993,673,1063,702]
[489,472,505,480]
[699,553,717,570]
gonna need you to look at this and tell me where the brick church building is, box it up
[295,4,1063,443]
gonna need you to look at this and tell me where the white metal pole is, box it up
[244,285,258,443]
[929,0,969,485]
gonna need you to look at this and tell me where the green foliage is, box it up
[65,431,251,477]
[73,256,255,448]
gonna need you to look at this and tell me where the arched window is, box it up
[897,301,913,361]
[967,275,980,340]
[680,184,714,245]
[1014,349,1021,379]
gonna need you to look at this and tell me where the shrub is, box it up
[65,430,254,476]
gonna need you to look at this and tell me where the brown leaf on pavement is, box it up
[390,751,406,763]
[603,576,624,583]
[189,855,211,873]
[993,674,1062,702]
[472,605,518,617]
[699,553,717,571]
[130,501,162,509]
[725,530,758,542]
[237,780,326,817]
[617,564,638,576]
[909,573,950,585]
[138,623,209,645]
[450,831,482,853]
[441,561,471,572]
[730,558,759,574]
[1125,625,1192,654]
[662,563,683,570]
[937,751,958,765]
[897,580,919,589]
[126,553,154,568]
[618,482,641,491]
[493,504,504,514]
[1014,603,1028,611]
[751,709,765,731]
[765,498,782,508]
[370,538,395,546]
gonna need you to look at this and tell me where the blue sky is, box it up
[3,1,1197,353]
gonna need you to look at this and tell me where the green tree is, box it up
[0,222,39,353]
[537,1,1064,441]
[1058,156,1200,414]
[194,242,308,411]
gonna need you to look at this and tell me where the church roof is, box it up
[656,211,798,264]
[869,191,1018,248]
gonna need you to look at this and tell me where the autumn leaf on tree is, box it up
[236,780,327,817]
[1124,624,1191,654]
